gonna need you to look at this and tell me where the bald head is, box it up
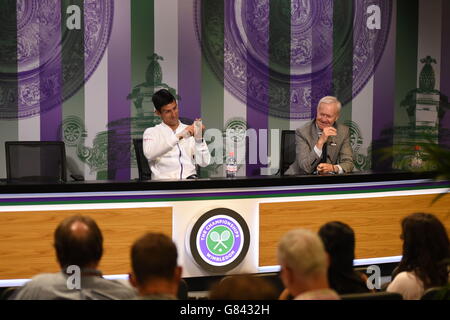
[54,215,103,269]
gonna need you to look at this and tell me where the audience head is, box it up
[130,232,182,297]
[152,89,176,112]
[397,212,449,288]
[53,215,103,270]
[209,274,279,300]
[277,229,329,297]
[318,221,355,271]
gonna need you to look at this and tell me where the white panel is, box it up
[417,0,442,90]
[351,76,374,171]
[154,0,179,90]
[84,49,108,180]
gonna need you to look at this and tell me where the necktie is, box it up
[321,142,328,164]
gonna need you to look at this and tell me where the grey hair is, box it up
[317,96,341,115]
[277,229,328,277]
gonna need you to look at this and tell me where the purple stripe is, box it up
[310,1,333,119]
[372,3,396,168]
[178,0,201,122]
[39,0,62,141]
[1,181,447,203]
[246,0,269,176]
[440,0,450,148]
[107,0,131,180]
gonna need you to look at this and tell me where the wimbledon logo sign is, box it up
[188,208,250,273]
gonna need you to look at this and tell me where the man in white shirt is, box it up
[143,89,211,180]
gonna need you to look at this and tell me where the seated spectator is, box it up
[12,215,136,300]
[129,233,182,300]
[387,212,449,300]
[318,221,371,294]
[277,229,340,300]
[209,274,279,300]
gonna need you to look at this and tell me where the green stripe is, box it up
[393,0,419,169]
[268,0,290,132]
[131,0,154,135]
[394,0,418,128]
[333,0,354,122]
[1,184,445,206]
[201,0,224,177]
[61,0,85,173]
[201,0,224,131]
[0,1,18,178]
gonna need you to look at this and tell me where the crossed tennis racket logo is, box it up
[209,229,231,250]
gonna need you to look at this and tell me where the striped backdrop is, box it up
[0,0,449,180]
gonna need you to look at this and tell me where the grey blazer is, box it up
[284,120,354,175]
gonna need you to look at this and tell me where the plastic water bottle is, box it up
[226,151,238,178]
[194,119,202,142]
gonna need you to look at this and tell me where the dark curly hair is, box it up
[395,213,449,288]
[152,89,175,112]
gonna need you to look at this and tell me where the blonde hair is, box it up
[277,229,328,277]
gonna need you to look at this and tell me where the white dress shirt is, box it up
[143,121,210,180]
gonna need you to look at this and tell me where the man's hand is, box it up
[176,119,206,141]
[317,163,336,174]
[317,126,337,146]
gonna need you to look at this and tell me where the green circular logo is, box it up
[206,225,235,256]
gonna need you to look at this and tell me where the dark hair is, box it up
[152,89,175,112]
[396,213,449,288]
[209,275,278,300]
[319,221,369,294]
[54,215,103,269]
[131,233,178,286]
[319,221,355,270]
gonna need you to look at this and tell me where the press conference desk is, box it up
[0,171,449,281]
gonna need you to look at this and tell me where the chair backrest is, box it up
[421,286,450,300]
[177,278,189,300]
[133,138,151,180]
[340,291,403,300]
[280,130,296,175]
[5,141,67,183]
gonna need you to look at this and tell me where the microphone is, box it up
[329,135,337,147]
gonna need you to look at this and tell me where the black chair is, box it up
[421,286,450,300]
[254,272,285,296]
[0,287,18,300]
[279,130,296,175]
[133,138,151,180]
[5,141,67,183]
[340,291,403,300]
[177,278,189,300]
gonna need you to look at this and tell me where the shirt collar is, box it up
[161,120,184,133]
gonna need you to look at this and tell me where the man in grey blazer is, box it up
[285,96,354,175]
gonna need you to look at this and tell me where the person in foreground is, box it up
[129,232,182,300]
[318,221,372,294]
[208,274,279,300]
[285,96,354,175]
[143,89,211,180]
[387,212,449,300]
[12,215,136,300]
[277,228,340,300]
